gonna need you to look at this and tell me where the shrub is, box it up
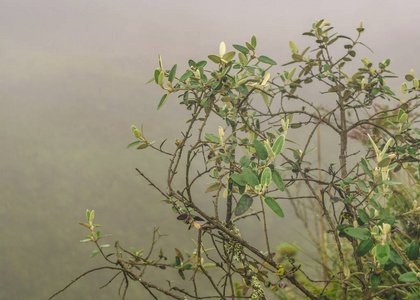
[51,20,420,300]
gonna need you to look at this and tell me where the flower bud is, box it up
[218,126,225,144]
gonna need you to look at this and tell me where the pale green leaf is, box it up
[126,141,141,149]
[261,167,272,186]
[208,55,221,64]
[289,41,298,54]
[90,249,100,258]
[204,133,220,142]
[272,135,285,155]
[205,182,221,193]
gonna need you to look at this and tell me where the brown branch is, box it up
[48,266,124,300]
[370,282,420,299]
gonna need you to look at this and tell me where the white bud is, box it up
[219,42,226,57]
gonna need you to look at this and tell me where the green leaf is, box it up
[178,269,185,280]
[154,69,160,84]
[188,59,196,68]
[377,216,395,227]
[261,92,270,107]
[389,246,403,265]
[251,35,257,48]
[272,170,285,191]
[357,181,369,193]
[343,227,371,240]
[126,141,141,149]
[179,70,194,82]
[261,167,272,186]
[304,147,317,156]
[258,56,277,65]
[370,273,381,289]
[235,83,249,95]
[360,157,373,179]
[137,143,148,150]
[243,168,260,188]
[174,256,181,266]
[357,238,374,257]
[343,177,355,184]
[371,88,380,96]
[272,135,285,155]
[208,54,221,64]
[234,194,253,216]
[100,244,110,248]
[407,240,419,261]
[357,209,370,223]
[168,64,177,82]
[398,272,418,283]
[90,249,100,258]
[239,155,251,167]
[382,260,395,272]
[405,74,414,81]
[86,209,91,222]
[397,108,404,120]
[157,94,168,110]
[222,51,235,63]
[196,60,207,68]
[378,157,391,168]
[231,173,247,186]
[376,244,390,265]
[337,224,351,232]
[245,41,255,51]
[233,44,249,54]
[254,139,268,160]
[206,182,221,193]
[182,263,192,270]
[264,196,284,218]
[288,68,296,81]
[204,133,220,142]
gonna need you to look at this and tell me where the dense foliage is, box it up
[52,20,420,299]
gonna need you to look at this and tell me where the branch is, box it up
[48,266,123,300]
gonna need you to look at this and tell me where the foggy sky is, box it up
[1,1,420,299]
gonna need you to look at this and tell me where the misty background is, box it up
[1,1,420,299]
